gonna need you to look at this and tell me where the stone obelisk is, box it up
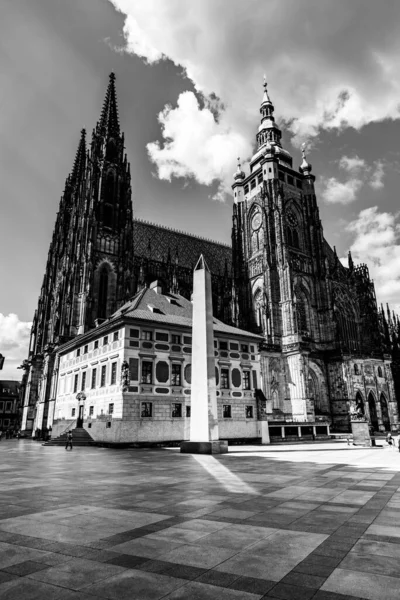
[180,255,228,454]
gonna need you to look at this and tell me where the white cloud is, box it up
[320,176,363,205]
[0,314,31,380]
[147,91,249,200]
[369,160,385,190]
[346,207,400,312]
[109,0,400,193]
[339,155,366,173]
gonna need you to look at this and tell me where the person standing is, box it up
[65,430,73,451]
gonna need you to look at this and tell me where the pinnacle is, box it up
[98,72,120,136]
[70,129,86,187]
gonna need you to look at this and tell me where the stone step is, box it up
[43,427,95,447]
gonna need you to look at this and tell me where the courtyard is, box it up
[0,441,399,600]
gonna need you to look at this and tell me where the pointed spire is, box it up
[262,75,272,106]
[98,72,120,137]
[69,129,86,187]
[348,250,354,271]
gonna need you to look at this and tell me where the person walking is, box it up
[386,432,393,449]
[65,430,73,451]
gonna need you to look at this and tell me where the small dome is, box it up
[299,143,312,174]
[233,157,245,181]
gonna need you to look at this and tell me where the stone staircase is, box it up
[43,427,96,447]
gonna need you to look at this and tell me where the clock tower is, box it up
[232,79,332,422]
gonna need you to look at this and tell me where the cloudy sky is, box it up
[2,0,400,379]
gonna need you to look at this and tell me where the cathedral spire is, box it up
[98,72,120,137]
[69,129,86,187]
[299,143,312,176]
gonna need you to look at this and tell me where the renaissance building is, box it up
[21,74,400,442]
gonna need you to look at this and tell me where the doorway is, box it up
[380,394,390,431]
[368,393,379,432]
[77,405,84,428]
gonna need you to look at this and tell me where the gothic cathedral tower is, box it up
[21,74,133,432]
[232,80,333,422]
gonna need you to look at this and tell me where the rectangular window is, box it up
[186,406,191,418]
[76,349,81,358]
[91,368,97,389]
[141,402,152,417]
[141,361,153,384]
[171,364,181,386]
[172,403,182,418]
[221,369,230,389]
[89,406,94,416]
[172,334,181,344]
[278,171,285,182]
[94,341,99,350]
[113,331,119,342]
[257,173,263,185]
[143,330,153,341]
[111,362,117,385]
[103,336,108,346]
[245,405,254,418]
[219,341,228,350]
[223,405,232,418]
[244,184,249,194]
[156,331,169,342]
[183,336,192,345]
[250,179,256,190]
[84,345,88,354]
[130,328,139,338]
[129,358,139,381]
[108,403,114,415]
[287,175,294,186]
[73,374,79,393]
[241,344,249,353]
[243,371,251,390]
[71,408,76,417]
[81,371,86,391]
[101,365,107,387]
[5,401,12,412]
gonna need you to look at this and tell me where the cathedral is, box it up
[20,73,400,440]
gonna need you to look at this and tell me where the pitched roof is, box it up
[113,287,262,340]
[132,219,232,275]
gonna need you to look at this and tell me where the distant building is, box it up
[50,281,263,444]
[0,381,21,433]
[21,73,400,440]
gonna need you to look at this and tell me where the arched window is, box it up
[354,364,359,375]
[377,366,383,378]
[254,290,263,329]
[272,390,279,409]
[292,229,299,249]
[98,267,109,319]
[104,204,113,228]
[368,392,379,431]
[295,290,310,336]
[286,227,293,246]
[380,394,390,431]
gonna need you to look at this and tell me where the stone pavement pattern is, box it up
[0,441,399,600]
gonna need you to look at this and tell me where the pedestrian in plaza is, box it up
[65,430,73,451]
[386,432,393,448]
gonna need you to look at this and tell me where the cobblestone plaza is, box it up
[0,441,400,599]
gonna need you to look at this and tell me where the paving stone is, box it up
[266,582,316,599]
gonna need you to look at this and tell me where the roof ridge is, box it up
[133,218,231,249]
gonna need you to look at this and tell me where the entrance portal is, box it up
[77,405,84,428]
[380,394,390,431]
[368,393,379,431]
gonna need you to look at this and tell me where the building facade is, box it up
[21,73,400,440]
[50,282,264,444]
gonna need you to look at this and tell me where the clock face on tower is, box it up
[286,209,298,228]
[252,213,262,230]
